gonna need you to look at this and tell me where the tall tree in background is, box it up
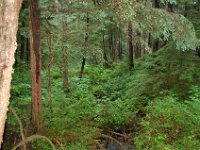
[0,0,22,146]
[128,22,134,71]
[102,32,109,67]
[30,0,42,128]
[20,1,28,61]
[153,0,160,52]
[168,2,174,12]
[79,13,89,79]
[62,17,69,93]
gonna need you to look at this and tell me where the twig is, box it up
[108,130,130,139]
[54,139,64,150]
[100,133,122,147]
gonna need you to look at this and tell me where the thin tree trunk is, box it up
[118,38,122,60]
[154,39,160,51]
[20,34,26,61]
[168,3,174,12]
[62,18,69,93]
[135,31,141,58]
[30,0,42,129]
[79,57,86,78]
[184,2,188,17]
[0,0,22,146]
[148,33,152,48]
[196,47,200,57]
[154,0,160,8]
[102,33,109,67]
[46,31,53,107]
[128,22,134,71]
[63,50,69,93]
[79,13,89,79]
[26,38,30,63]
[20,2,27,61]
[109,32,114,61]
[112,37,116,61]
[153,0,160,52]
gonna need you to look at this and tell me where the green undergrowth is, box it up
[5,47,200,150]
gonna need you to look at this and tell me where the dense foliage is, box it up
[2,0,200,150]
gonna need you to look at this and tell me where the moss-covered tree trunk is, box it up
[0,0,22,147]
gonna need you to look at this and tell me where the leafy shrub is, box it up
[134,87,200,150]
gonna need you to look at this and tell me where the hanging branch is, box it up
[11,135,55,150]
[10,107,26,150]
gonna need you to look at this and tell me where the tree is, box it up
[0,0,22,146]
[79,13,89,79]
[153,0,161,52]
[62,16,69,93]
[128,22,134,71]
[20,1,29,62]
[30,0,42,129]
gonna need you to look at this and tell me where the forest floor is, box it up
[2,46,200,150]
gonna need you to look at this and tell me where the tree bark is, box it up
[0,0,22,147]
[168,3,174,12]
[20,2,27,61]
[47,31,53,107]
[62,18,69,93]
[108,32,114,61]
[79,13,89,79]
[118,37,122,60]
[153,0,160,52]
[128,22,134,71]
[79,57,86,78]
[184,2,188,17]
[102,33,109,67]
[30,0,42,129]
[135,31,141,58]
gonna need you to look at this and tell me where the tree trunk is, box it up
[184,2,188,17]
[154,0,160,8]
[79,57,86,78]
[0,0,22,146]
[46,31,53,107]
[20,2,27,61]
[102,33,109,68]
[26,38,30,63]
[30,0,42,129]
[20,34,26,61]
[118,37,122,59]
[168,3,174,12]
[135,31,141,58]
[62,18,69,93]
[128,22,134,71]
[154,39,160,51]
[108,32,114,61]
[148,33,152,48]
[196,47,200,57]
[79,13,89,79]
[153,0,160,52]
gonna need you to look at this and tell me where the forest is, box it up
[0,0,200,149]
